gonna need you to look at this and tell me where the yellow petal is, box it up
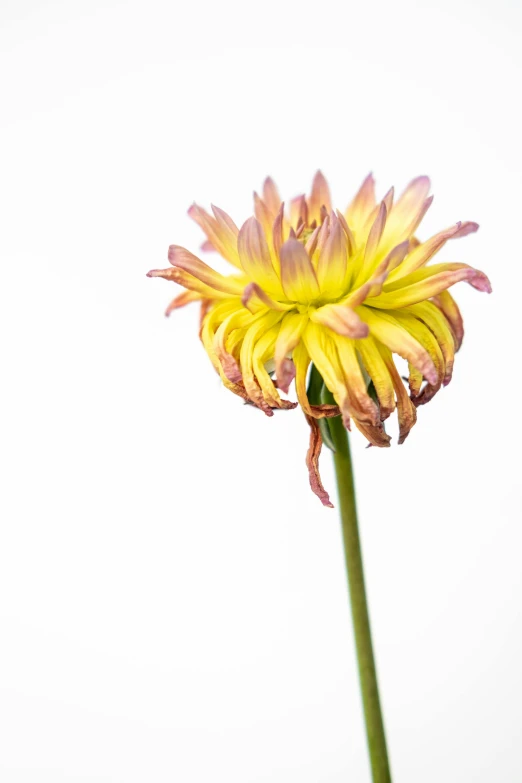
[188,204,241,268]
[237,217,284,297]
[332,334,380,426]
[357,336,396,419]
[377,345,417,444]
[310,303,369,338]
[405,301,456,385]
[345,173,376,238]
[274,312,308,393]
[357,306,438,385]
[146,266,234,299]
[316,216,349,297]
[308,170,332,224]
[280,239,320,303]
[431,290,464,350]
[167,245,245,295]
[369,262,492,308]
[387,221,479,282]
[239,311,285,414]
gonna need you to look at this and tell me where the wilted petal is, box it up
[432,290,464,350]
[377,346,417,444]
[274,312,308,392]
[305,415,334,507]
[358,306,438,386]
[357,337,396,420]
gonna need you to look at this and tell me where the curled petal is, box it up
[377,346,417,444]
[358,306,438,386]
[432,290,464,350]
[305,415,334,507]
[241,282,292,313]
[357,337,396,420]
[310,303,369,338]
[332,335,380,426]
[280,239,320,302]
[274,312,308,392]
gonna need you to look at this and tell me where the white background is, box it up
[1,0,521,781]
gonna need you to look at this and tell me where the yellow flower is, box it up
[148,172,490,506]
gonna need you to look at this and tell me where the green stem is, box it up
[329,414,392,783]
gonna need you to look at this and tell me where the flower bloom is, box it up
[148,172,490,506]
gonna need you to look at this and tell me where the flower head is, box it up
[148,172,490,506]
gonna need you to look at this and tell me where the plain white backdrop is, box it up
[1,0,521,781]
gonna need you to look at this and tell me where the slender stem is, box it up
[329,414,392,783]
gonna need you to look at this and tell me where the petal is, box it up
[147,266,233,299]
[377,345,417,444]
[188,204,241,268]
[369,262,492,308]
[290,194,309,227]
[274,312,308,393]
[241,282,292,313]
[279,239,321,302]
[252,325,297,409]
[237,217,284,296]
[309,170,332,223]
[262,176,282,215]
[332,335,380,426]
[432,290,464,350]
[357,306,438,385]
[305,415,334,507]
[316,217,349,297]
[253,192,274,236]
[168,245,245,295]
[165,289,201,316]
[345,173,376,236]
[387,221,479,282]
[310,303,369,338]
[239,310,286,414]
[357,336,396,419]
[405,301,456,385]
[364,200,388,265]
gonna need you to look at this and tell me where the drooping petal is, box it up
[274,312,308,393]
[357,337,396,419]
[357,306,438,385]
[252,325,297,410]
[386,309,445,399]
[432,290,465,350]
[405,301,456,385]
[168,245,245,295]
[377,345,417,444]
[305,415,334,507]
[237,217,284,296]
[239,310,286,414]
[279,239,320,302]
[332,334,380,426]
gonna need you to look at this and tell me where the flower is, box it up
[148,172,490,506]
